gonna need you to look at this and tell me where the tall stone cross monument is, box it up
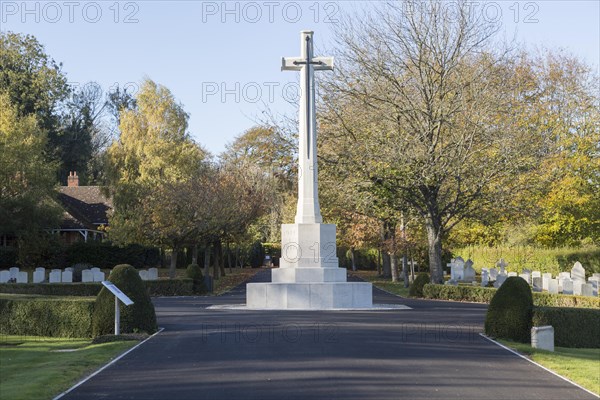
[246,30,373,309]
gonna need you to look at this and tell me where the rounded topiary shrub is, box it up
[409,273,430,297]
[249,240,265,268]
[484,276,533,343]
[186,263,206,294]
[92,264,157,337]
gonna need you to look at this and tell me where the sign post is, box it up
[102,281,134,335]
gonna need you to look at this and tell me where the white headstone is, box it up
[16,271,28,283]
[571,262,585,282]
[91,267,101,274]
[81,269,93,282]
[542,273,552,291]
[562,279,573,295]
[9,267,19,280]
[139,270,149,281]
[33,268,45,283]
[588,280,598,297]
[494,275,507,288]
[532,277,542,292]
[61,270,73,283]
[489,268,498,281]
[581,283,593,297]
[558,272,571,279]
[49,269,62,283]
[148,267,158,280]
[548,279,559,294]
[592,273,600,280]
[573,280,583,296]
[508,272,517,277]
[519,272,531,285]
[451,257,465,281]
[464,259,476,281]
[496,259,508,275]
[0,270,10,283]
[481,269,489,287]
[532,271,541,278]
[93,270,105,282]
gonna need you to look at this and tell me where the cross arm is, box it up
[312,57,334,70]
[282,57,303,71]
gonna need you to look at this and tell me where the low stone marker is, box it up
[562,279,574,295]
[494,275,507,288]
[62,270,73,283]
[0,270,9,283]
[33,267,45,283]
[93,270,105,282]
[9,267,19,280]
[548,279,559,294]
[581,283,593,297]
[16,271,28,283]
[532,271,541,278]
[507,272,517,277]
[139,270,148,281]
[542,273,552,291]
[532,277,542,292]
[571,262,585,282]
[49,269,62,283]
[531,325,554,352]
[82,269,93,282]
[481,269,489,287]
[148,268,159,280]
[489,268,498,281]
[519,272,531,285]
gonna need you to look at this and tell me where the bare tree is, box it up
[321,1,542,282]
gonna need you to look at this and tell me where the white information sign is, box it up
[102,281,134,306]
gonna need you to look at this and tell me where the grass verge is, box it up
[350,270,411,298]
[498,339,600,395]
[0,336,138,400]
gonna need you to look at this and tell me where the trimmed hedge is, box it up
[186,264,206,294]
[145,279,194,296]
[423,284,600,308]
[533,307,600,348]
[92,265,157,337]
[409,273,430,297]
[484,277,533,343]
[0,279,197,297]
[423,284,497,303]
[0,294,94,337]
[0,283,102,296]
[66,242,160,269]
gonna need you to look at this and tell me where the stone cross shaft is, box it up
[282,30,333,224]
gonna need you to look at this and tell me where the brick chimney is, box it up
[67,171,79,187]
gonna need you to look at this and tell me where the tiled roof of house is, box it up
[58,186,112,230]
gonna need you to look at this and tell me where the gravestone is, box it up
[148,268,158,280]
[91,267,100,274]
[33,267,46,283]
[62,270,73,283]
[16,271,28,283]
[481,269,489,287]
[532,271,541,278]
[0,270,10,283]
[246,30,372,309]
[9,267,19,280]
[542,273,552,291]
[494,275,507,288]
[573,280,583,296]
[451,257,465,281]
[531,326,554,352]
[588,280,598,297]
[496,259,508,275]
[581,283,593,297]
[93,270,105,282]
[464,259,476,281]
[445,280,458,286]
[532,277,542,292]
[592,273,600,280]
[139,270,148,281]
[522,268,532,275]
[519,272,531,285]
[571,262,585,282]
[558,272,571,279]
[489,268,498,281]
[81,269,93,282]
[562,279,573,295]
[49,269,62,283]
[508,272,517,277]
[548,279,559,294]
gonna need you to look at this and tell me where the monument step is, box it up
[271,267,347,283]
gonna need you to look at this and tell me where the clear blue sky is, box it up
[2,1,599,155]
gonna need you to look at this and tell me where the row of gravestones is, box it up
[0,266,160,283]
[446,258,599,297]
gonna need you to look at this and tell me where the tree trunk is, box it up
[169,245,178,279]
[425,218,444,283]
[227,242,232,274]
[218,241,225,277]
[377,249,382,276]
[350,247,357,272]
[203,244,211,277]
[191,244,198,265]
[390,254,399,283]
[402,254,409,288]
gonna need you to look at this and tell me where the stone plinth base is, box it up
[247,282,373,309]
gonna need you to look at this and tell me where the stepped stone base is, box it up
[246,282,373,309]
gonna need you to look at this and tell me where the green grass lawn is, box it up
[0,336,138,400]
[350,270,411,297]
[499,340,600,395]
